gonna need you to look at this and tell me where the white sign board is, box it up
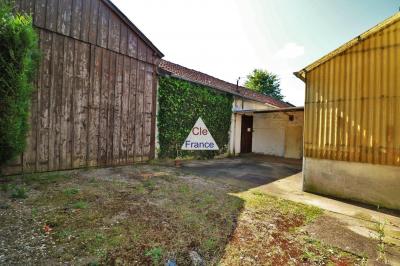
[181,117,219,150]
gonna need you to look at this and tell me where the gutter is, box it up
[234,106,304,114]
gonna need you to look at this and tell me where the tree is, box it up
[0,3,39,166]
[244,69,284,100]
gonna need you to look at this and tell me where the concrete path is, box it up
[182,155,302,192]
[258,173,400,265]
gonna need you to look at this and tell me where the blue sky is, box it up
[113,0,399,106]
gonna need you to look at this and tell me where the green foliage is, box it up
[0,2,39,166]
[158,76,233,159]
[71,200,88,209]
[11,185,28,199]
[145,247,164,265]
[245,69,284,100]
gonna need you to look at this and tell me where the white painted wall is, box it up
[252,113,286,156]
[251,112,303,158]
[229,97,278,155]
[229,113,245,155]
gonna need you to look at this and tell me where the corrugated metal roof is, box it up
[159,60,293,108]
[294,12,400,81]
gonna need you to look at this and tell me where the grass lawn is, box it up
[0,164,363,265]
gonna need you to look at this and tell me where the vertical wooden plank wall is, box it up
[304,19,400,166]
[5,0,159,174]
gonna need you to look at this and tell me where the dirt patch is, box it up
[306,215,378,258]
[219,191,362,265]
[0,165,242,265]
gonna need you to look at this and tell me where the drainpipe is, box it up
[232,111,236,155]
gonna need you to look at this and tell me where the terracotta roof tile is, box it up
[158,60,292,108]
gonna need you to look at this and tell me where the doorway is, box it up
[284,126,303,158]
[240,115,253,153]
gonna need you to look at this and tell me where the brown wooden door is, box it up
[240,115,253,153]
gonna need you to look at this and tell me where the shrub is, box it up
[11,185,28,199]
[0,3,39,166]
[158,76,233,159]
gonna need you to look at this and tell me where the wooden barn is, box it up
[3,0,163,174]
[295,13,400,210]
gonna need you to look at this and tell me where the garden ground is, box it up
[0,155,399,265]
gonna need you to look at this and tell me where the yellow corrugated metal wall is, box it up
[304,19,400,166]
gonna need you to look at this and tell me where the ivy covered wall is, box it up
[158,76,233,158]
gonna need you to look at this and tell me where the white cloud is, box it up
[276,42,305,59]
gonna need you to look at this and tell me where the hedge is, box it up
[0,3,39,166]
[158,76,233,159]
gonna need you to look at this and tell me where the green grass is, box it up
[71,200,88,209]
[63,188,79,196]
[242,190,323,223]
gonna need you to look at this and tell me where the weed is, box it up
[134,184,146,194]
[94,248,106,258]
[11,185,28,199]
[63,188,79,196]
[71,200,88,209]
[145,247,164,265]
[202,237,217,251]
[55,229,73,239]
[94,233,106,246]
[31,207,38,218]
[178,184,190,194]
[375,220,387,264]
[143,179,156,190]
